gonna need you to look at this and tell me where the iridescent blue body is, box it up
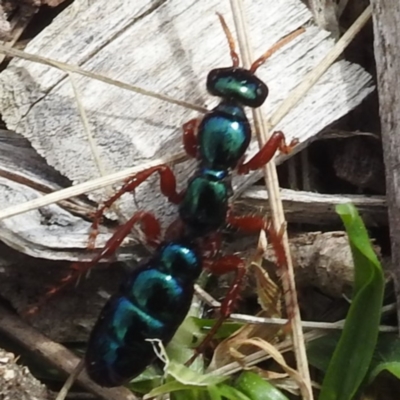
[178,67,268,236]
[85,62,270,387]
[86,241,202,386]
[179,169,231,236]
[207,67,268,108]
[198,101,251,171]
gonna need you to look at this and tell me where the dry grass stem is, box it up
[68,73,107,177]
[0,44,206,113]
[212,304,396,377]
[0,152,187,220]
[229,0,313,398]
[268,5,372,130]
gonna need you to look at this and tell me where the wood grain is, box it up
[0,0,374,246]
[371,0,400,330]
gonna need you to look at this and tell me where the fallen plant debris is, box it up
[0,347,49,400]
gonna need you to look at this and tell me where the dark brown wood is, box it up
[371,0,400,330]
[333,136,386,193]
[0,304,137,400]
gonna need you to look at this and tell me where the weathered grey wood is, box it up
[308,0,340,37]
[0,129,386,258]
[370,0,400,330]
[0,130,138,260]
[239,187,386,226]
[0,0,374,247]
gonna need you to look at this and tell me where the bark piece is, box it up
[238,187,386,226]
[370,0,400,325]
[0,242,128,342]
[0,304,137,400]
[333,136,385,193]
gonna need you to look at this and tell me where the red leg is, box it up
[182,118,199,158]
[267,223,287,272]
[186,254,246,365]
[26,211,161,315]
[237,131,298,175]
[227,212,287,272]
[227,212,271,234]
[95,211,161,257]
[89,165,183,249]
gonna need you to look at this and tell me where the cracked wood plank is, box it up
[0,0,374,259]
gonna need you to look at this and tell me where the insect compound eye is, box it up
[206,67,268,107]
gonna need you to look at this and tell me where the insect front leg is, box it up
[27,211,161,315]
[89,164,183,248]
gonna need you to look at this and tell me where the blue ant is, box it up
[35,14,301,387]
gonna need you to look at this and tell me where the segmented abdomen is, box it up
[85,242,201,387]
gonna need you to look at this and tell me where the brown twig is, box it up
[228,1,313,398]
[0,304,138,400]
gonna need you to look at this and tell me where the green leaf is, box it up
[191,318,243,339]
[206,385,224,400]
[319,204,385,400]
[167,316,203,366]
[309,333,400,385]
[368,333,400,383]
[148,381,250,400]
[217,383,252,400]
[235,371,289,400]
[145,380,203,399]
[170,386,204,400]
[307,333,341,373]
[144,362,228,398]
[167,361,228,386]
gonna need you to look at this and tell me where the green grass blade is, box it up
[368,333,400,383]
[235,371,290,400]
[319,204,385,400]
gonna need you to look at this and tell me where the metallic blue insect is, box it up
[85,240,202,386]
[40,15,300,387]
